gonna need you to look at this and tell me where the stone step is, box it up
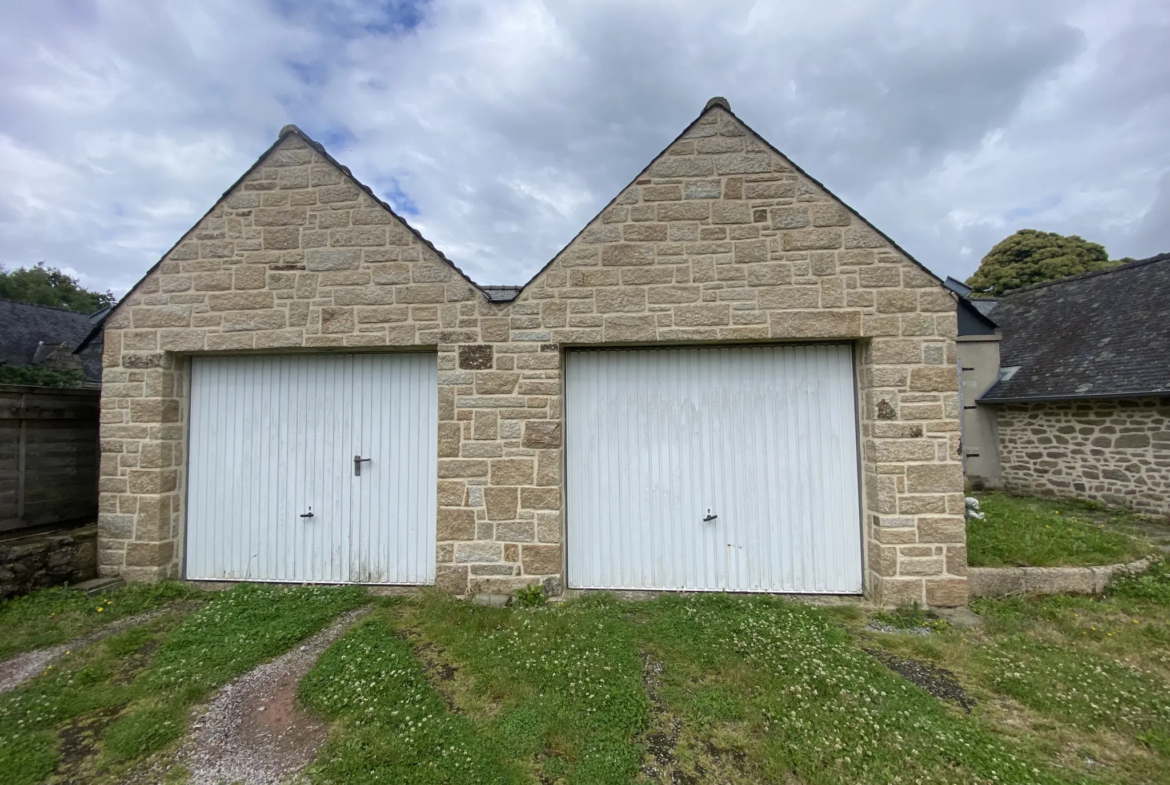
[470,593,511,607]
[71,576,125,596]
[933,606,983,628]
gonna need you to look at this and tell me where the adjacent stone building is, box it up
[0,298,105,384]
[961,254,1170,514]
[950,283,1002,488]
[95,98,968,606]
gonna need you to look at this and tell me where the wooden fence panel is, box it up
[0,385,100,533]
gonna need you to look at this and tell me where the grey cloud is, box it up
[778,10,1085,187]
[0,0,1166,292]
[1128,172,1170,258]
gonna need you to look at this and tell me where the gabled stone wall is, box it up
[997,398,1170,515]
[96,104,968,605]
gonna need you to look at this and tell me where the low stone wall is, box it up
[996,398,1170,515]
[969,557,1151,598]
[0,525,97,600]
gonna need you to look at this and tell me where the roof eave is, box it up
[979,389,1170,405]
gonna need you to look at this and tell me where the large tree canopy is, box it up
[965,230,1115,297]
[0,262,116,313]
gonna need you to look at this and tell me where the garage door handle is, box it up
[703,510,718,522]
[354,455,372,476]
[300,507,314,519]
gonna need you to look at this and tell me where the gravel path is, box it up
[179,607,370,785]
[0,607,175,695]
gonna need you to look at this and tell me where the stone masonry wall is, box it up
[998,398,1170,515]
[97,104,967,605]
[0,525,97,601]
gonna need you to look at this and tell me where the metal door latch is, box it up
[300,506,314,519]
[703,509,718,522]
[354,455,371,476]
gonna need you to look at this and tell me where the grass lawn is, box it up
[860,559,1170,785]
[968,492,1156,567]
[0,582,367,785]
[0,581,202,661]
[0,563,1167,784]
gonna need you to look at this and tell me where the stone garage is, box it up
[94,97,968,606]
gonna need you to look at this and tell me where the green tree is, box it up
[965,229,1116,297]
[0,262,116,313]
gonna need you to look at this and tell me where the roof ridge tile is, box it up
[1000,252,1170,298]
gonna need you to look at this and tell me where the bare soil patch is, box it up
[51,706,123,785]
[396,624,479,718]
[411,638,459,683]
[637,651,739,785]
[865,648,976,712]
[639,652,687,784]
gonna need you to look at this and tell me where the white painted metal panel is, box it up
[566,345,862,593]
[186,353,436,584]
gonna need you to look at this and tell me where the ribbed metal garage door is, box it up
[565,345,863,593]
[186,353,436,584]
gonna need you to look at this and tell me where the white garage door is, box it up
[186,353,436,584]
[566,345,862,594]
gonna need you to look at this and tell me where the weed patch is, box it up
[5,581,1167,784]
[513,583,546,608]
[0,729,57,785]
[871,602,951,633]
[138,583,365,700]
[102,704,187,763]
[970,583,1170,762]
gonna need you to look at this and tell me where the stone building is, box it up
[957,253,1170,514]
[0,298,105,384]
[95,98,968,606]
[948,281,1002,488]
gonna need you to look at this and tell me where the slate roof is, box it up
[480,285,525,302]
[980,253,1170,403]
[957,298,997,336]
[970,299,999,318]
[0,299,103,382]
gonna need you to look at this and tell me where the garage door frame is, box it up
[562,341,866,595]
[181,350,438,586]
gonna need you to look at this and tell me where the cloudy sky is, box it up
[1,0,1168,295]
